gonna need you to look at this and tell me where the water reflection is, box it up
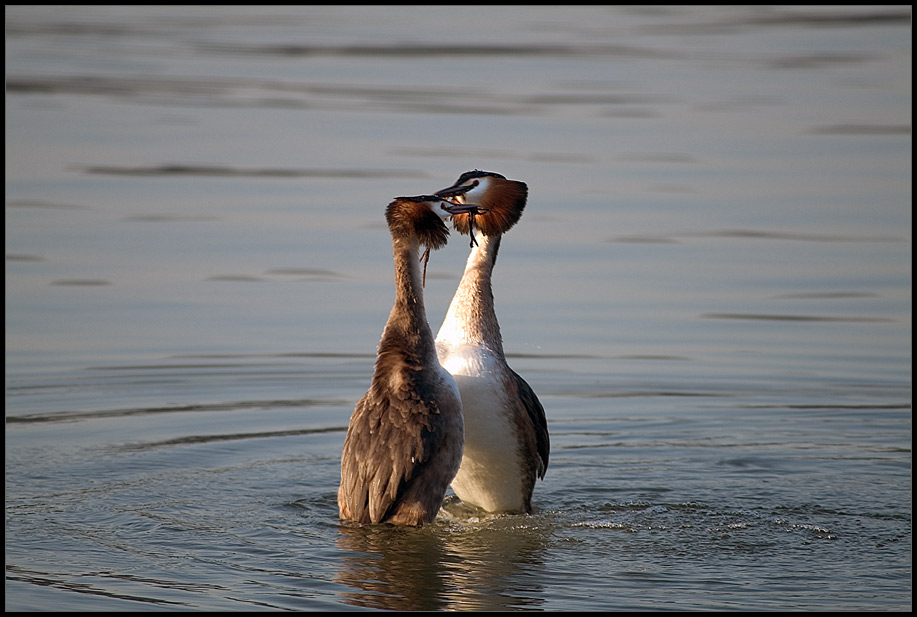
[335,523,453,611]
[335,503,551,610]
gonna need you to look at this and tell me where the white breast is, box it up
[437,343,529,512]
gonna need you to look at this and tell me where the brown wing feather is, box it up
[339,388,426,524]
[509,369,550,480]
[339,358,462,526]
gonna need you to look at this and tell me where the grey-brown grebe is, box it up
[434,171,550,513]
[338,195,482,526]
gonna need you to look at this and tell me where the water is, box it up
[5,5,911,611]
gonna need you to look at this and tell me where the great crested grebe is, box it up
[434,171,550,513]
[339,195,483,526]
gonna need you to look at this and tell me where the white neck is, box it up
[436,233,504,354]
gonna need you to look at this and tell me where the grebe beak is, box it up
[440,201,488,216]
[435,182,475,199]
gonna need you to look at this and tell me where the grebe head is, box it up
[436,170,528,237]
[385,195,484,250]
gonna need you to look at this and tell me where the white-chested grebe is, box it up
[338,195,483,526]
[434,171,550,513]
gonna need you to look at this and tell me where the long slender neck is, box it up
[379,238,437,362]
[437,232,504,353]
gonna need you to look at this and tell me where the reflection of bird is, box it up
[339,195,479,526]
[434,171,550,513]
[335,511,550,610]
[336,524,450,610]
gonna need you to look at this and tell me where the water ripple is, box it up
[194,42,669,59]
[5,567,188,607]
[78,164,426,179]
[701,313,893,323]
[609,229,906,243]
[7,398,349,424]
[118,426,347,451]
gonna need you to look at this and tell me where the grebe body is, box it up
[338,195,477,526]
[434,171,549,513]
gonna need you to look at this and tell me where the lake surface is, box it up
[5,5,911,611]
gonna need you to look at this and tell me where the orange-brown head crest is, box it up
[385,196,450,250]
[437,171,528,237]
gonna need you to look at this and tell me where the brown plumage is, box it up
[434,172,550,514]
[338,196,469,526]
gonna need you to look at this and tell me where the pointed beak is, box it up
[440,201,488,216]
[437,184,488,215]
[435,183,475,199]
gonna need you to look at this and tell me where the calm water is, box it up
[5,5,911,611]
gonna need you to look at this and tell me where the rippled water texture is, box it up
[5,5,911,611]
